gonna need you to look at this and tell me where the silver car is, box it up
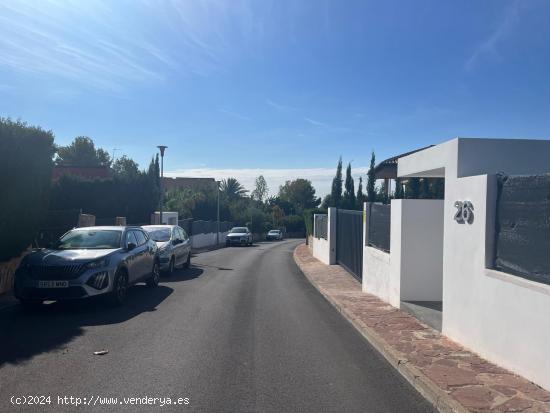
[142,225,191,275]
[14,226,160,307]
[225,227,253,247]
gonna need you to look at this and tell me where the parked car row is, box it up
[14,224,191,308]
[14,224,284,308]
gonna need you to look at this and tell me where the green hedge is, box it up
[49,173,159,225]
[0,118,55,261]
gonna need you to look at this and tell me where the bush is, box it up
[282,214,306,234]
[0,118,55,260]
[48,173,159,224]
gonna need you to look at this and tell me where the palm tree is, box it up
[220,177,247,199]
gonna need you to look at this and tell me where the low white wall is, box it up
[362,200,444,308]
[362,246,391,302]
[191,231,228,249]
[312,237,331,265]
[397,199,444,304]
[443,174,550,390]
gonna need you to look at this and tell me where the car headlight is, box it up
[86,258,110,269]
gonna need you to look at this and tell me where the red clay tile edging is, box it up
[293,243,550,413]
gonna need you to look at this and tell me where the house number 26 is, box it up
[454,201,474,224]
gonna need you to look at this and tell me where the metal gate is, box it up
[336,209,363,280]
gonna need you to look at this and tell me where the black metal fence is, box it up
[314,214,328,240]
[367,203,391,252]
[336,209,363,280]
[494,174,550,285]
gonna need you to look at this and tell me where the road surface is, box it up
[0,240,434,412]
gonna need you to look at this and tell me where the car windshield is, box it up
[143,227,171,242]
[230,227,248,233]
[56,229,122,250]
[269,230,279,234]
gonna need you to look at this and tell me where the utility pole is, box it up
[216,180,220,246]
[157,145,167,224]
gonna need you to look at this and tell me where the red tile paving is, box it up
[294,243,550,413]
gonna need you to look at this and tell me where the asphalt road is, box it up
[0,240,434,413]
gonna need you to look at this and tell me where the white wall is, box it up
[312,237,331,265]
[397,200,444,304]
[151,211,179,225]
[398,137,550,390]
[362,246,391,302]
[444,174,550,390]
[190,231,229,249]
[362,200,444,308]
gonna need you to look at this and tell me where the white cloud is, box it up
[304,117,329,127]
[465,1,520,70]
[266,99,298,111]
[164,166,369,198]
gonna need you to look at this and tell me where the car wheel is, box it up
[167,257,175,276]
[184,253,191,269]
[110,270,128,306]
[146,261,160,288]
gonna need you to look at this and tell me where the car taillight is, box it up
[86,271,109,290]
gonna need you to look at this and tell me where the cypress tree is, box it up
[366,151,376,202]
[394,178,404,199]
[343,162,356,209]
[407,177,421,199]
[330,157,343,207]
[356,176,364,208]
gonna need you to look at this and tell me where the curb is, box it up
[293,246,468,413]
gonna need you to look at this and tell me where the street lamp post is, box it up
[216,180,220,246]
[157,145,167,224]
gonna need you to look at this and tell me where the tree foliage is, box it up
[220,177,247,199]
[356,176,365,207]
[366,151,376,202]
[0,118,55,260]
[56,136,111,167]
[278,178,320,214]
[342,162,356,209]
[330,157,343,207]
[251,175,268,202]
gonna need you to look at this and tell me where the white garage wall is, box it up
[190,232,229,249]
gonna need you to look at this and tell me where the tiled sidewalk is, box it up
[294,243,550,413]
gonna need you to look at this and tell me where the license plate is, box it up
[38,280,69,288]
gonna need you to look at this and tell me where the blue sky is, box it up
[1,0,549,196]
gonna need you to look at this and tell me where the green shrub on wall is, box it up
[0,118,55,261]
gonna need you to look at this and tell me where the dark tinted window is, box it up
[180,228,188,240]
[126,231,138,246]
[133,230,146,246]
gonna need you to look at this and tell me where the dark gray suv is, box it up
[14,226,160,307]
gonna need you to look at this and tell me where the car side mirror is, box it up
[127,242,137,251]
[172,239,180,245]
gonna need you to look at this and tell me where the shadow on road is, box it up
[161,265,204,282]
[0,283,173,367]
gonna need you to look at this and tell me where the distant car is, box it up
[142,225,191,275]
[14,226,160,307]
[266,229,283,241]
[226,227,253,247]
